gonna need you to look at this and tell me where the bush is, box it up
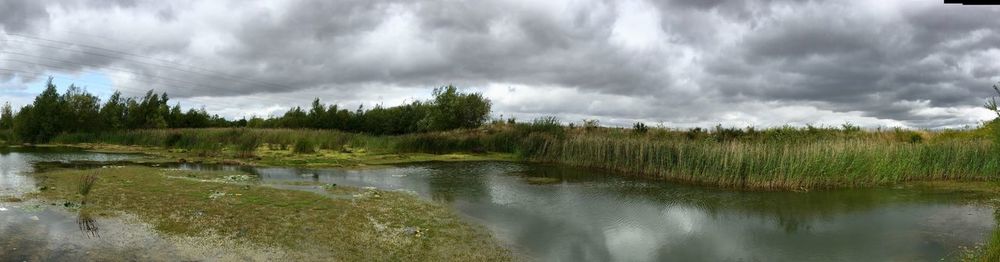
[164,132,183,147]
[893,128,924,143]
[632,122,648,135]
[293,139,316,154]
[234,131,261,158]
[515,116,565,139]
[713,125,745,142]
[582,119,600,131]
[686,127,707,140]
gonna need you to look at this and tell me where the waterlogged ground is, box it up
[0,206,285,261]
[2,147,998,261]
[0,148,287,261]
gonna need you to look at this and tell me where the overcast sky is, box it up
[0,0,998,129]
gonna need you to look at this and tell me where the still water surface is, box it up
[175,161,997,261]
[1,147,995,261]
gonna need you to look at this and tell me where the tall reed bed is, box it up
[524,134,999,190]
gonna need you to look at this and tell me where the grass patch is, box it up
[28,166,513,261]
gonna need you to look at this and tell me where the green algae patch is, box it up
[28,166,514,261]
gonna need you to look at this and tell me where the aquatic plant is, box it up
[78,173,98,204]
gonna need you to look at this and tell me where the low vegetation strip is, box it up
[41,121,1000,190]
[28,166,513,261]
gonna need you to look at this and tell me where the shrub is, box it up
[164,132,183,147]
[515,116,565,139]
[686,127,707,140]
[841,123,862,134]
[893,128,924,143]
[234,132,261,158]
[713,125,745,142]
[632,122,648,135]
[293,139,316,154]
[582,119,600,131]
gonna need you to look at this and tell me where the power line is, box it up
[0,59,297,109]
[3,33,296,90]
[0,35,297,91]
[0,67,273,119]
[0,63,288,110]
[0,40,292,101]
[0,51,254,93]
[0,67,126,93]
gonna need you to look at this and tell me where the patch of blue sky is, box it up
[1,70,114,100]
[0,71,114,108]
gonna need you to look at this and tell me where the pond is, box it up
[1,147,996,261]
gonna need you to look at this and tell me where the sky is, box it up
[0,0,998,129]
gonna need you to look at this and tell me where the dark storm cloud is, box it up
[218,0,675,97]
[0,0,49,33]
[0,0,998,128]
[696,1,1000,127]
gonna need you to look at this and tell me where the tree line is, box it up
[0,78,491,143]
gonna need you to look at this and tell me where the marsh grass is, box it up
[528,134,999,190]
[78,173,98,204]
[980,225,1000,261]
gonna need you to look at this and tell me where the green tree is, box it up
[100,91,127,130]
[62,84,102,133]
[15,78,65,142]
[281,106,309,128]
[167,103,183,128]
[424,85,491,131]
[0,102,13,130]
[308,98,328,129]
[12,105,36,142]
